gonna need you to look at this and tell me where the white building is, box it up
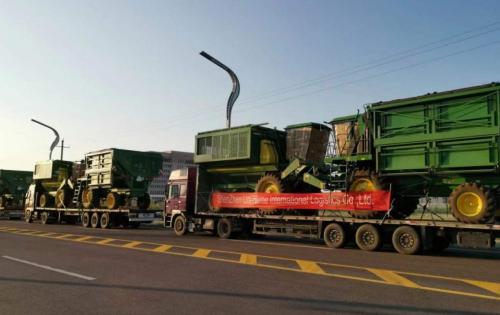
[148,151,195,202]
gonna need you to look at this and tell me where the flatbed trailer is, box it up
[164,168,500,255]
[165,210,499,255]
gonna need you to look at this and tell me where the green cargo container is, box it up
[82,148,163,209]
[330,82,500,223]
[0,169,33,208]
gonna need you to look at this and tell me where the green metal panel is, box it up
[0,169,33,200]
[379,145,428,171]
[85,148,163,196]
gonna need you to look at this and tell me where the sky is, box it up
[1,0,500,170]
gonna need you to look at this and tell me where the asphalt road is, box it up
[0,220,499,315]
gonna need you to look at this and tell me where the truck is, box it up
[25,148,163,228]
[164,83,500,255]
[0,169,33,219]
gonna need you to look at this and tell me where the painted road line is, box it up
[2,255,95,281]
[96,239,115,245]
[122,241,142,248]
[297,260,325,274]
[55,234,74,239]
[2,226,500,301]
[368,268,420,288]
[462,280,500,296]
[240,254,257,265]
[192,249,211,258]
[152,245,172,253]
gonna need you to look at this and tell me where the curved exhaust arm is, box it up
[200,51,240,128]
[31,119,60,160]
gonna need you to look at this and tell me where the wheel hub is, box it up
[361,231,375,245]
[399,233,414,248]
[456,192,483,217]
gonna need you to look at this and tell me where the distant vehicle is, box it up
[25,148,163,228]
[0,169,32,219]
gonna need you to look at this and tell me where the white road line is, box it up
[2,255,96,281]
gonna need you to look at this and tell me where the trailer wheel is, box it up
[100,212,111,229]
[449,183,495,223]
[173,215,187,236]
[40,211,49,225]
[81,212,91,227]
[217,218,233,239]
[355,224,381,251]
[323,223,347,248]
[392,226,421,255]
[25,210,32,223]
[90,212,100,228]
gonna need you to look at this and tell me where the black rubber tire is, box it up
[217,218,233,239]
[40,212,49,225]
[392,225,421,255]
[100,212,111,229]
[348,169,384,219]
[137,193,151,210]
[449,183,495,224]
[389,196,420,219]
[90,212,100,228]
[355,224,382,251]
[82,212,91,227]
[323,223,347,248]
[173,215,187,236]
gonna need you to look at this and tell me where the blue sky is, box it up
[1,0,500,170]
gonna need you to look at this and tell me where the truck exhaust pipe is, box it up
[200,51,240,128]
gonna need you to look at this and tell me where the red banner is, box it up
[210,191,391,212]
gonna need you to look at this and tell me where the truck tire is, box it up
[348,169,383,219]
[255,174,282,214]
[100,212,111,229]
[90,212,100,228]
[355,224,381,251]
[217,218,233,239]
[82,212,91,227]
[392,226,421,255]
[173,215,187,236]
[449,183,495,224]
[40,211,49,225]
[323,223,347,248]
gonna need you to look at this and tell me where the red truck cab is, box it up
[164,167,197,229]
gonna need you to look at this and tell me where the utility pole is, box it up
[57,139,70,160]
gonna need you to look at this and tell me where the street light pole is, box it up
[31,119,60,160]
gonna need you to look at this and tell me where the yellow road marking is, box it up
[1,226,500,301]
[297,260,325,274]
[240,254,257,265]
[368,268,420,288]
[152,245,172,253]
[122,241,142,248]
[463,280,500,296]
[96,239,115,245]
[192,249,211,258]
[55,234,73,239]
[74,236,93,242]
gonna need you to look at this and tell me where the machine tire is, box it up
[216,218,233,239]
[25,210,33,223]
[449,183,495,223]
[106,192,119,210]
[255,174,283,214]
[392,225,421,255]
[82,188,96,209]
[90,212,100,228]
[173,215,187,236]
[39,193,51,208]
[323,223,347,248]
[389,196,420,219]
[100,212,111,229]
[55,188,72,208]
[137,193,151,209]
[82,212,91,227]
[348,169,384,219]
[355,224,381,251]
[40,211,50,225]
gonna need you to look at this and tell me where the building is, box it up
[148,151,195,203]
